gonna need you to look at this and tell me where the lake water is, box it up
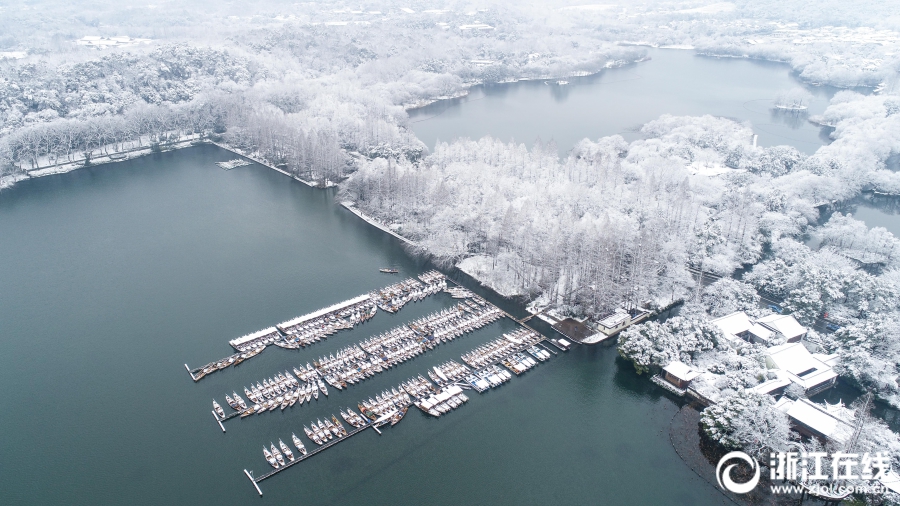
[849,196,900,238]
[811,194,900,248]
[410,48,837,155]
[0,144,729,505]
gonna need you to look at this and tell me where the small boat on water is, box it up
[390,407,408,426]
[263,446,278,468]
[212,400,225,419]
[233,392,248,410]
[316,419,333,440]
[322,418,339,438]
[271,443,285,466]
[379,268,399,274]
[318,378,328,396]
[331,415,348,436]
[292,433,307,455]
[304,424,323,445]
[279,439,295,461]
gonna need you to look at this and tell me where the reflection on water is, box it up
[828,193,900,238]
[548,82,573,102]
[770,107,810,129]
[819,125,836,144]
[410,48,845,155]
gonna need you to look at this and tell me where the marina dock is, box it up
[187,268,568,496]
[210,282,567,432]
[186,273,447,381]
[246,422,375,494]
[211,293,503,427]
[241,327,558,495]
[212,411,226,432]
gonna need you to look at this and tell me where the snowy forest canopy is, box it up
[2,0,900,179]
[2,0,900,454]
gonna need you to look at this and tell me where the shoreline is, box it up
[2,136,202,189]
[205,141,319,188]
[339,201,419,248]
[403,57,643,113]
[0,138,323,190]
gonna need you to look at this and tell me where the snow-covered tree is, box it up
[617,316,723,374]
[699,278,764,318]
[827,313,900,407]
[700,390,792,459]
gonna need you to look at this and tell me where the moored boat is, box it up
[271,443,285,466]
[390,407,408,426]
[233,392,248,410]
[279,439,295,461]
[263,446,278,468]
[292,433,308,455]
[332,415,348,435]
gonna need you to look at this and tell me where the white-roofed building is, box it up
[765,342,837,395]
[747,323,774,344]
[813,352,840,368]
[712,311,808,347]
[663,361,701,389]
[751,373,792,395]
[711,311,752,344]
[774,397,853,444]
[652,361,701,395]
[757,314,807,342]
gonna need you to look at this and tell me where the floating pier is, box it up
[539,342,559,356]
[186,273,447,382]
[212,297,502,428]
[239,325,554,494]
[249,422,374,489]
[244,469,263,496]
[217,159,252,170]
[212,411,226,433]
[186,270,569,496]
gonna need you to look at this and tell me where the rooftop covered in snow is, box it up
[757,314,807,342]
[765,342,837,395]
[774,397,853,444]
[663,361,701,382]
